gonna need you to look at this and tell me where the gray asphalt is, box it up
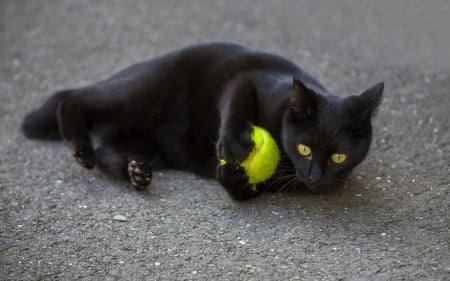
[1,0,449,280]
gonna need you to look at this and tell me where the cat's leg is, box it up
[56,89,97,169]
[56,84,162,170]
[95,138,156,189]
[216,76,256,163]
[216,76,261,200]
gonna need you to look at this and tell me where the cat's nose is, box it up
[307,168,323,183]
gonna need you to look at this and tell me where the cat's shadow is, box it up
[231,176,387,227]
[93,169,386,232]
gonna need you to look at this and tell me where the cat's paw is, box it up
[127,160,152,190]
[72,145,96,169]
[217,127,254,163]
[217,162,260,201]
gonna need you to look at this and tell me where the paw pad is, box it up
[127,160,152,189]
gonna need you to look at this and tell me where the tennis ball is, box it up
[220,126,280,184]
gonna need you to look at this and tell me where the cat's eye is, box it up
[331,153,347,164]
[297,144,312,157]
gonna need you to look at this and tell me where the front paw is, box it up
[217,163,260,201]
[217,127,254,163]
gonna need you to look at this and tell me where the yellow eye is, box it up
[331,153,347,164]
[297,144,312,157]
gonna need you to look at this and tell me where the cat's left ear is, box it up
[289,77,318,120]
[347,82,384,121]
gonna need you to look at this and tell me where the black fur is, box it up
[22,43,383,200]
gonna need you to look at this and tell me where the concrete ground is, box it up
[1,0,448,280]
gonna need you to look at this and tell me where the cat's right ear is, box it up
[356,82,384,121]
[289,77,317,120]
[343,82,384,122]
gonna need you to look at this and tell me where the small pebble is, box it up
[113,215,128,222]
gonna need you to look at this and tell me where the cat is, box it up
[22,42,383,201]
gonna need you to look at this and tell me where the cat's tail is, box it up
[22,90,72,140]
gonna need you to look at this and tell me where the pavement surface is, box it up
[1,0,449,280]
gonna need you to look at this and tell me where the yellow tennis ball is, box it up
[220,126,280,184]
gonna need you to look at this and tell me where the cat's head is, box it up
[281,77,383,192]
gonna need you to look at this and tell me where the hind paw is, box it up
[73,147,96,169]
[127,160,152,190]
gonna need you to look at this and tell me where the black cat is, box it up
[22,42,383,200]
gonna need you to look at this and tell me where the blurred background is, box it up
[2,0,450,87]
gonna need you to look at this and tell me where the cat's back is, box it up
[175,43,325,96]
[177,42,250,58]
[102,42,302,90]
[174,42,300,76]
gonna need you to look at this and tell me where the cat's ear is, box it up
[289,77,317,119]
[347,82,384,121]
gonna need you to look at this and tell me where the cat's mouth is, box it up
[297,174,338,193]
[301,180,343,193]
[295,172,343,192]
[294,171,324,192]
[303,182,331,192]
[274,164,343,193]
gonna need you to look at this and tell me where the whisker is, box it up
[287,177,299,191]
[263,159,298,192]
[267,173,294,187]
[279,177,295,193]
[275,173,297,193]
